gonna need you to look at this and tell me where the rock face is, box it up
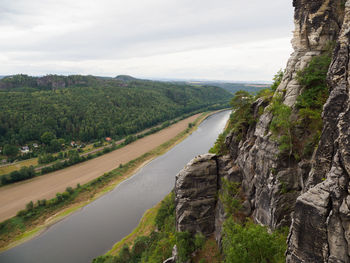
[277,0,344,107]
[174,1,350,262]
[175,154,218,236]
[287,1,350,262]
[175,153,241,236]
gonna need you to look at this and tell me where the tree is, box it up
[271,69,284,91]
[49,138,61,152]
[41,131,55,145]
[3,144,19,158]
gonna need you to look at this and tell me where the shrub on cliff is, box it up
[222,218,287,263]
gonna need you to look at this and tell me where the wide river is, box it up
[0,110,230,263]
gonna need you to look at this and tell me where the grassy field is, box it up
[0,159,38,175]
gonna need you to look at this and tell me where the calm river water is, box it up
[0,110,230,263]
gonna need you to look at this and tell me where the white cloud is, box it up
[0,0,294,81]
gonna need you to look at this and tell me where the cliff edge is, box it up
[174,1,350,262]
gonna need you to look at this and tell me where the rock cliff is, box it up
[174,1,350,262]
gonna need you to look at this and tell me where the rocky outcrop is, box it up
[174,1,350,262]
[175,154,218,236]
[286,1,350,262]
[277,0,344,107]
[175,153,241,240]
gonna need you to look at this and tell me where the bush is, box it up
[269,94,293,156]
[222,218,287,263]
[194,232,206,250]
[155,192,175,231]
[176,231,195,262]
[209,131,229,155]
[270,69,284,91]
[124,135,136,145]
[26,201,34,211]
[295,50,331,158]
[1,166,36,185]
[219,179,242,215]
[66,186,74,195]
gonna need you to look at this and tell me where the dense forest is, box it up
[168,80,271,94]
[200,81,270,94]
[0,74,231,149]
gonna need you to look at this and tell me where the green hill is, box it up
[0,74,231,146]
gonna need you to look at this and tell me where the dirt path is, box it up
[0,114,200,222]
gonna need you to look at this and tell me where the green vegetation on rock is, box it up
[222,218,288,263]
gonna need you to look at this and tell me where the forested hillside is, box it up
[0,74,231,147]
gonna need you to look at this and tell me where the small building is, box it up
[33,143,39,148]
[70,141,77,147]
[20,146,30,154]
[105,137,112,142]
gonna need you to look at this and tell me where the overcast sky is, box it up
[0,0,294,82]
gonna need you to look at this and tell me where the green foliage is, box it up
[68,150,80,163]
[230,91,254,139]
[255,88,274,102]
[0,75,231,147]
[38,153,57,164]
[176,231,195,262]
[3,144,19,158]
[209,131,229,155]
[297,54,331,90]
[194,81,268,94]
[124,135,137,145]
[66,186,74,195]
[270,69,284,91]
[194,232,206,250]
[219,178,242,215]
[268,52,331,159]
[211,71,285,155]
[26,201,34,211]
[155,192,175,231]
[222,218,287,263]
[269,95,293,155]
[295,51,331,158]
[1,165,36,185]
[41,131,55,145]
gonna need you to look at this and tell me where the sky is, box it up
[0,0,294,82]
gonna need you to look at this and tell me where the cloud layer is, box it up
[0,0,294,81]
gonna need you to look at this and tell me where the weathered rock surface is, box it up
[174,1,350,262]
[175,154,218,236]
[277,0,344,107]
[287,1,350,262]
[175,153,242,240]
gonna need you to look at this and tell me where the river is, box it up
[0,110,231,263]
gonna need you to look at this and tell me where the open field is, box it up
[0,159,38,175]
[0,114,200,222]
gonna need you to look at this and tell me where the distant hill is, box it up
[0,74,232,146]
[115,75,138,81]
[153,78,271,94]
[186,81,270,94]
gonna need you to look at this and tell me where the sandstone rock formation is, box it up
[175,154,218,236]
[174,1,350,262]
[287,1,350,262]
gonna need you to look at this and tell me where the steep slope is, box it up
[173,1,350,262]
[287,1,350,262]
